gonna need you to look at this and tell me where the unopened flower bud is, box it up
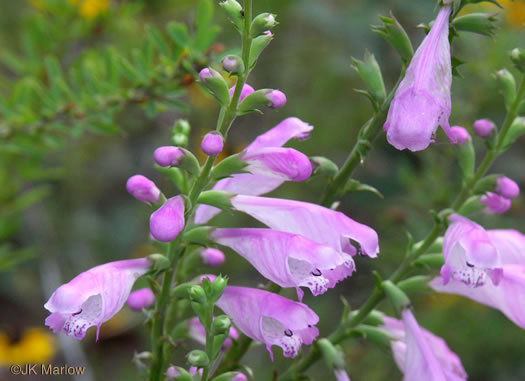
[211,315,232,334]
[154,146,184,167]
[150,196,185,242]
[219,0,243,32]
[372,13,413,62]
[208,275,227,303]
[251,13,277,36]
[382,280,411,315]
[223,55,244,74]
[229,84,254,102]
[511,48,525,72]
[147,253,170,271]
[126,175,160,204]
[166,367,179,379]
[496,176,520,200]
[473,119,495,137]
[200,248,225,267]
[188,285,207,304]
[481,192,511,214]
[494,69,516,110]
[266,90,287,109]
[199,68,212,83]
[199,68,231,106]
[201,132,224,156]
[127,288,155,311]
[186,350,209,368]
[449,126,471,145]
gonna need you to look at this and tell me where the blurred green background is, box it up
[1,0,525,380]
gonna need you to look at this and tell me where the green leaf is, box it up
[147,25,170,58]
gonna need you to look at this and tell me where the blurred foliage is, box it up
[0,0,525,380]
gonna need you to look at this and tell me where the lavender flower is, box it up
[212,228,355,300]
[153,146,184,167]
[200,248,225,267]
[439,214,502,288]
[472,119,495,137]
[496,176,520,200]
[195,117,313,224]
[127,288,155,311]
[384,5,453,151]
[431,218,525,329]
[230,195,379,258]
[449,126,470,145]
[480,192,511,214]
[150,196,185,242]
[44,258,151,340]
[216,286,319,360]
[382,310,467,380]
[126,175,160,205]
[201,132,224,156]
[229,84,255,102]
[266,90,287,109]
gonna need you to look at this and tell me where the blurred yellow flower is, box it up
[68,0,109,19]
[500,0,525,27]
[0,328,56,366]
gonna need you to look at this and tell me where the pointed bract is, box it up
[44,258,151,340]
[216,286,319,359]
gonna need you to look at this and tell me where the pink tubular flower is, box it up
[440,214,502,287]
[382,310,467,381]
[496,176,520,200]
[150,196,185,242]
[44,258,151,340]
[212,228,355,300]
[431,222,525,329]
[472,119,495,137]
[384,6,453,151]
[449,126,470,145]
[230,195,379,258]
[127,288,155,311]
[480,192,511,214]
[201,132,224,156]
[229,84,255,102]
[200,248,225,267]
[126,175,160,205]
[266,90,287,109]
[216,286,319,360]
[153,146,184,167]
[187,316,238,348]
[195,117,313,224]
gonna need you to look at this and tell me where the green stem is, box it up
[148,241,177,381]
[147,2,256,380]
[278,74,525,381]
[320,66,406,207]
